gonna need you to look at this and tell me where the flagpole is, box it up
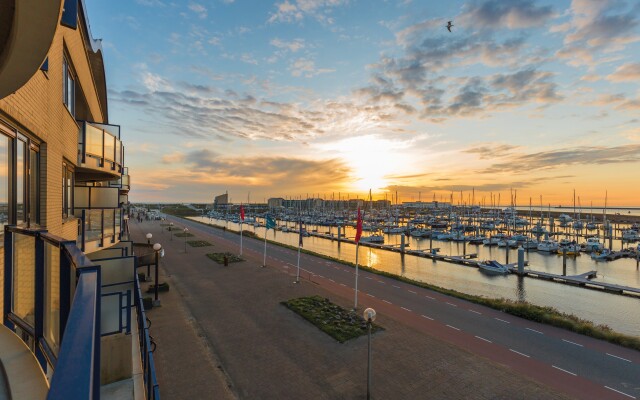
[240,222,243,255]
[354,242,359,309]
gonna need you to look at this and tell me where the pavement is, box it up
[130,216,634,399]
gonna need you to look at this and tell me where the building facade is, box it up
[0,1,155,399]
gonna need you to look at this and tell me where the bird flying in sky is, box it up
[446,21,453,32]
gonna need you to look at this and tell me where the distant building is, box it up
[214,193,229,209]
[268,197,284,208]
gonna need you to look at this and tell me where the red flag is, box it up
[240,205,245,221]
[355,206,363,243]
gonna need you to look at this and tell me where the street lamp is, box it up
[183,227,189,253]
[169,222,174,241]
[363,307,376,400]
[145,233,153,280]
[153,243,162,307]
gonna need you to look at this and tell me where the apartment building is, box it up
[0,1,157,398]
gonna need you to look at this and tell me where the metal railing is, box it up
[77,209,122,251]
[4,225,160,399]
[78,121,124,174]
[135,273,160,399]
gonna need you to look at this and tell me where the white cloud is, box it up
[270,38,306,52]
[290,58,335,77]
[188,3,207,19]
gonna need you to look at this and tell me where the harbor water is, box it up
[190,216,640,337]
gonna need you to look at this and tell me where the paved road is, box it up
[172,216,640,400]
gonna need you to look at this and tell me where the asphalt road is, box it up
[172,215,640,400]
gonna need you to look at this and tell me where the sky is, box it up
[87,0,640,206]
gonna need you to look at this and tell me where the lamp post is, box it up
[183,227,189,253]
[146,233,153,280]
[153,243,162,306]
[363,307,376,400]
[169,222,174,241]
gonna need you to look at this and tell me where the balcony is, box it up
[77,121,124,182]
[3,226,159,399]
[109,167,130,194]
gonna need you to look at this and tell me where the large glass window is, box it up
[62,56,75,117]
[16,140,25,225]
[62,162,74,219]
[29,148,39,226]
[0,135,9,231]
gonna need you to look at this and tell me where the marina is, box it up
[190,207,640,336]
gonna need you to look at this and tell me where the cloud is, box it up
[477,144,640,174]
[163,149,353,190]
[270,38,306,52]
[188,3,207,19]
[464,144,520,159]
[289,58,335,77]
[268,0,348,24]
[607,62,640,82]
[556,0,640,52]
[459,0,554,30]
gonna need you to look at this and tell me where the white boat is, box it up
[591,248,612,260]
[360,234,384,243]
[537,240,559,252]
[582,237,603,252]
[558,243,581,256]
[477,260,510,275]
[521,240,539,249]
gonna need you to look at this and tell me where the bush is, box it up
[206,252,243,264]
[187,240,212,247]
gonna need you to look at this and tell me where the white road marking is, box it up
[446,325,460,331]
[495,318,510,324]
[475,336,492,343]
[468,310,481,315]
[382,300,392,304]
[339,283,347,287]
[366,293,375,298]
[446,302,457,307]
[378,281,385,284]
[318,275,324,278]
[365,277,373,280]
[401,307,412,312]
[606,353,632,363]
[509,349,530,358]
[328,279,335,283]
[421,315,434,320]
[408,290,417,294]
[425,295,435,300]
[526,327,543,334]
[605,386,636,399]
[392,285,401,289]
[552,365,577,376]
[562,339,583,347]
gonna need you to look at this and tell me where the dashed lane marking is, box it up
[552,365,577,376]
[446,302,457,307]
[475,335,492,343]
[469,310,481,315]
[526,328,543,334]
[401,307,411,312]
[562,339,583,347]
[605,387,636,399]
[606,353,632,363]
[366,293,375,298]
[339,283,347,287]
[382,300,392,304]
[408,290,417,294]
[495,318,510,324]
[509,349,530,358]
[425,295,435,300]
[392,285,401,289]
[421,315,434,320]
[446,325,460,331]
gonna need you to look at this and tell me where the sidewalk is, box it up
[131,218,568,399]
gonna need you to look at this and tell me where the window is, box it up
[0,134,8,231]
[16,139,25,225]
[62,162,74,219]
[29,148,39,226]
[62,56,75,117]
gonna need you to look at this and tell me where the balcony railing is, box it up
[78,121,124,176]
[4,226,160,399]
[76,208,122,252]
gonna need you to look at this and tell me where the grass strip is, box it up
[187,240,212,247]
[184,216,640,351]
[206,252,244,264]
[283,296,382,343]
[174,232,195,237]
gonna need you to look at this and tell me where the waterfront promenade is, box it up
[131,217,638,399]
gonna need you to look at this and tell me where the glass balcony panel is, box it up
[122,174,130,187]
[104,209,114,238]
[104,133,115,162]
[115,139,122,164]
[86,209,103,242]
[44,241,60,355]
[12,233,35,325]
[85,124,104,159]
[101,294,121,335]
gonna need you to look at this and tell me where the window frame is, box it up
[62,161,74,220]
[62,55,76,117]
